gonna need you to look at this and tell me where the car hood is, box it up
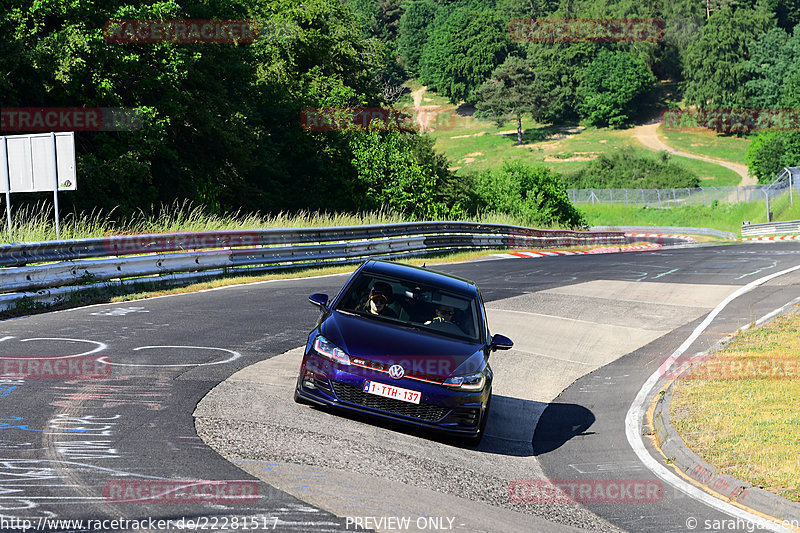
[321,311,485,379]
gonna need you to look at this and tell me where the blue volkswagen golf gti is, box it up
[294,259,513,445]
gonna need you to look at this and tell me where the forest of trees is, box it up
[2,0,800,227]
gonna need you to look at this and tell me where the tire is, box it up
[293,388,304,404]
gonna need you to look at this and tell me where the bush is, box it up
[348,130,460,219]
[466,162,586,228]
[567,148,700,189]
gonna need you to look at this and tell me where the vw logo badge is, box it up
[388,364,405,380]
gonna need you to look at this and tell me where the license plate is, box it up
[363,380,421,405]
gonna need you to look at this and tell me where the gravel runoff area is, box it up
[194,350,623,533]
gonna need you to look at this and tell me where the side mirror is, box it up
[490,334,513,352]
[309,293,329,309]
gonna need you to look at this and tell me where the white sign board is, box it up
[1,132,76,192]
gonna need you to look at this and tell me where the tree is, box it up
[348,129,457,220]
[576,49,654,127]
[525,41,601,123]
[475,56,546,145]
[684,7,775,108]
[396,0,437,76]
[0,0,405,217]
[743,26,800,108]
[419,4,512,103]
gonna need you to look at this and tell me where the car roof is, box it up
[360,260,478,297]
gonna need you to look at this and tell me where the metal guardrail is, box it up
[741,220,800,237]
[0,222,637,312]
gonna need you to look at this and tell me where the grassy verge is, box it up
[580,192,800,234]
[670,308,800,502]
[657,126,751,166]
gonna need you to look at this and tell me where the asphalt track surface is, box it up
[1,242,800,532]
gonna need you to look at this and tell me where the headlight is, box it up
[313,335,350,366]
[444,371,485,390]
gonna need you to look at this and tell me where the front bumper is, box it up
[296,351,489,437]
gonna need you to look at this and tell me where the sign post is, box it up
[50,132,60,237]
[1,137,11,235]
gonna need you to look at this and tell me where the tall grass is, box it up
[7,191,797,244]
[0,201,551,244]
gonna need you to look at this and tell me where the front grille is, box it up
[331,381,449,422]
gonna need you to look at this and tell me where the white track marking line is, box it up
[19,338,107,356]
[106,345,242,367]
[626,263,800,532]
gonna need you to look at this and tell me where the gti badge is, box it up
[388,364,405,380]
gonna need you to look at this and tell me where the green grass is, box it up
[581,192,800,234]
[669,156,742,187]
[404,84,749,187]
[657,125,751,166]
[670,308,800,502]
[428,110,742,185]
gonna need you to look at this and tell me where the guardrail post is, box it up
[1,137,11,236]
[657,189,662,209]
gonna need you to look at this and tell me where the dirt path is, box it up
[411,86,426,108]
[408,85,456,132]
[631,122,755,186]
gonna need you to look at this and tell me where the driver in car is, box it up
[426,304,455,325]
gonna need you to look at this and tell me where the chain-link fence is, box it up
[569,167,800,211]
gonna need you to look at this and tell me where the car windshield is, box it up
[335,273,482,343]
